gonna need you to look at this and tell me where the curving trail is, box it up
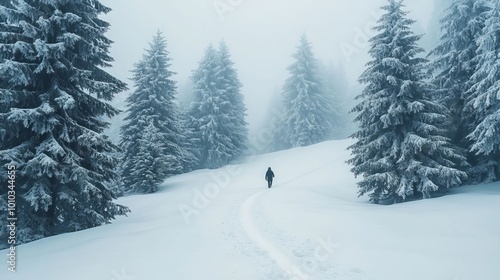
[239,191,308,279]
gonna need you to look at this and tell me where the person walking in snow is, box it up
[265,167,275,188]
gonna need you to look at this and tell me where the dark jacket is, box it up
[265,168,274,181]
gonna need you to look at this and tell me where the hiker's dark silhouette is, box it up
[265,167,275,188]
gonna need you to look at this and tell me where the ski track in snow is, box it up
[240,190,308,279]
[238,188,373,280]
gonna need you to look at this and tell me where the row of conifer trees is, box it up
[349,0,500,204]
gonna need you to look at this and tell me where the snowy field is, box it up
[1,139,499,280]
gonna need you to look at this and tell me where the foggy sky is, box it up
[101,0,436,140]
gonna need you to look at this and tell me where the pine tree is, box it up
[466,0,500,182]
[188,44,231,169]
[348,0,467,204]
[127,124,169,194]
[215,41,248,161]
[280,34,334,149]
[0,0,129,245]
[187,43,248,169]
[120,32,193,193]
[179,107,201,171]
[428,0,490,181]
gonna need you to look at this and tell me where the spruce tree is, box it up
[348,0,467,204]
[127,124,168,194]
[120,32,193,193]
[0,0,129,245]
[280,34,334,148]
[466,0,500,182]
[428,0,490,181]
[215,41,248,161]
[179,108,201,172]
[187,43,248,169]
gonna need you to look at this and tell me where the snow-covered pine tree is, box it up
[280,34,334,148]
[120,31,193,193]
[0,0,129,245]
[215,41,248,161]
[177,79,200,171]
[0,0,15,249]
[127,123,170,194]
[428,0,490,180]
[187,43,247,169]
[465,0,500,182]
[178,107,201,172]
[188,44,229,169]
[348,0,467,204]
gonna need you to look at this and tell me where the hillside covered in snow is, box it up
[1,139,499,280]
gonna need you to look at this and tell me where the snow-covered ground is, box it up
[1,139,499,280]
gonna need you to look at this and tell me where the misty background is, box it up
[100,0,447,146]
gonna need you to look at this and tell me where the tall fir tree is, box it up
[120,32,194,193]
[187,42,248,169]
[179,107,201,171]
[428,0,490,181]
[465,0,500,182]
[127,124,167,194]
[279,34,334,149]
[215,41,248,161]
[348,0,467,204]
[0,0,129,246]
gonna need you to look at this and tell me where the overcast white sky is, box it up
[101,0,437,137]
